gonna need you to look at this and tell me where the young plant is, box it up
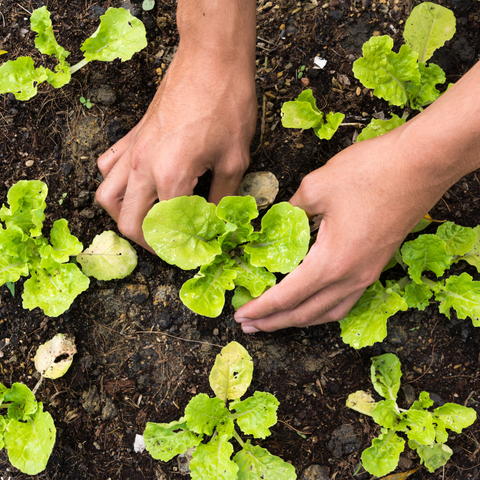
[0,6,147,101]
[281,89,345,140]
[79,97,92,109]
[142,195,310,317]
[353,2,456,140]
[347,353,476,476]
[144,341,297,480]
[340,221,480,349]
[0,180,137,316]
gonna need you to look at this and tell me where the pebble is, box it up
[25,160,34,167]
[327,424,362,458]
[299,464,329,480]
[301,77,310,86]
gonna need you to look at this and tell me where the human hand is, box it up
[95,7,257,251]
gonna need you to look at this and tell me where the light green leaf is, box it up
[371,353,402,401]
[406,62,445,109]
[34,333,76,379]
[231,254,276,298]
[281,99,323,129]
[403,281,433,310]
[190,435,238,480]
[0,382,9,403]
[4,402,55,475]
[433,403,477,433]
[404,2,456,62]
[411,391,434,411]
[413,442,452,473]
[0,250,29,285]
[245,203,309,274]
[0,57,48,101]
[357,114,406,142]
[185,394,230,435]
[216,196,258,229]
[230,391,279,439]
[142,0,155,11]
[434,272,480,325]
[361,429,405,477]
[232,286,255,310]
[346,390,377,416]
[411,214,434,233]
[401,234,452,283]
[433,418,449,443]
[0,180,48,237]
[143,196,225,270]
[180,258,236,317]
[216,416,235,440]
[405,409,436,445]
[455,225,480,272]
[436,221,478,256]
[340,281,408,349]
[209,341,253,402]
[144,419,202,462]
[5,383,37,421]
[371,400,401,429]
[77,230,137,280]
[23,262,90,317]
[39,219,83,263]
[353,36,420,107]
[45,63,71,88]
[234,441,297,480]
[313,111,345,140]
[296,89,321,113]
[81,8,147,63]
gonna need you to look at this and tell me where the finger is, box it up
[208,155,249,204]
[239,287,365,333]
[97,132,132,177]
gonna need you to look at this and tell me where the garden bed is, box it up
[1,0,480,478]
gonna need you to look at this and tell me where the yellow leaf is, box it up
[381,467,421,480]
[0,50,7,55]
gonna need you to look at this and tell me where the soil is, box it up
[1,0,480,479]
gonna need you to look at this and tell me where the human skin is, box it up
[235,61,480,333]
[95,0,257,251]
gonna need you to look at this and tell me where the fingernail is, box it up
[235,317,251,323]
[242,326,260,334]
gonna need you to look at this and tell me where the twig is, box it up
[132,330,224,348]
[17,3,32,15]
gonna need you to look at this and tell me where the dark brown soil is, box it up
[1,1,480,479]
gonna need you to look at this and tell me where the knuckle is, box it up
[117,217,137,240]
[95,183,113,209]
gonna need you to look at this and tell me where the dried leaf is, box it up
[34,333,76,379]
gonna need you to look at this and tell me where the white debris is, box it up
[134,434,146,453]
[313,57,327,69]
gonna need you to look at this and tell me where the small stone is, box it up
[25,160,34,167]
[373,30,381,36]
[301,77,310,86]
[299,464,329,480]
[80,208,96,219]
[213,328,219,336]
[296,143,304,149]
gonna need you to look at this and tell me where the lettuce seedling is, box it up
[0,382,56,475]
[0,180,137,317]
[281,89,345,140]
[347,353,476,476]
[142,195,310,317]
[353,2,455,140]
[0,6,147,100]
[340,221,480,349]
[144,341,297,480]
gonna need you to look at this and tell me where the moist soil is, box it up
[1,0,480,479]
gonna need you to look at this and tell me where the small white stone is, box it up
[26,160,34,167]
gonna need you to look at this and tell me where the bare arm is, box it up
[235,61,480,333]
[95,0,257,250]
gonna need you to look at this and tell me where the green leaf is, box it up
[433,418,449,443]
[455,225,480,272]
[144,419,202,462]
[143,196,225,270]
[313,111,345,140]
[245,203,309,274]
[39,219,83,263]
[5,383,37,421]
[216,196,258,229]
[81,8,147,63]
[411,214,434,233]
[0,382,9,403]
[433,403,477,433]
[190,435,238,480]
[31,7,70,62]
[403,281,433,310]
[185,394,230,435]
[436,221,478,256]
[357,114,406,142]
[370,353,402,401]
[142,0,155,11]
[0,57,48,101]
[346,390,377,416]
[352,36,420,107]
[34,333,76,380]
[434,272,480,325]
[403,2,456,63]
[296,89,321,113]
[4,402,55,475]
[77,230,137,280]
[401,234,452,283]
[209,341,253,402]
[230,391,279,439]
[281,90,323,129]
[180,258,237,317]
[411,391,434,411]
[232,286,255,310]
[406,62,445,110]
[412,442,452,473]
[234,441,297,480]
[231,254,276,298]
[22,262,90,317]
[0,249,30,286]
[340,281,408,349]
[0,180,48,237]
[405,409,436,445]
[371,400,401,429]
[361,429,405,477]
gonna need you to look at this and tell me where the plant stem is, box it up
[420,276,438,289]
[232,428,245,448]
[396,276,411,290]
[69,58,88,75]
[394,250,408,271]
